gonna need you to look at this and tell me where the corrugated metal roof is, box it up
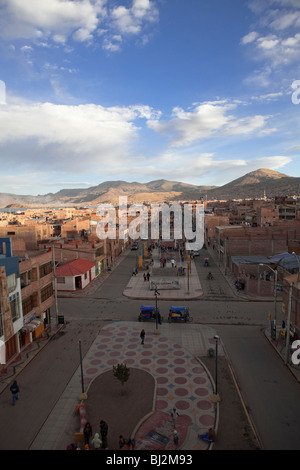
[231,252,300,270]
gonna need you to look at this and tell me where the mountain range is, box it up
[1,169,299,208]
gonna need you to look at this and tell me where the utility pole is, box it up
[285,284,292,365]
[52,245,59,325]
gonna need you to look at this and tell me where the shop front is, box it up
[21,314,44,345]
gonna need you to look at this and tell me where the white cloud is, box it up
[241,31,259,44]
[257,34,280,50]
[0,0,159,51]
[0,0,105,43]
[0,101,159,172]
[270,9,300,30]
[241,1,300,83]
[148,101,271,147]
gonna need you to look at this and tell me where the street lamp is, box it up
[285,283,293,365]
[79,339,85,395]
[259,263,278,339]
[154,286,160,335]
[214,334,220,398]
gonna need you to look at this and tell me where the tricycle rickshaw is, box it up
[168,306,192,323]
[139,305,162,323]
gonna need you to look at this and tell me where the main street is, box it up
[57,248,300,450]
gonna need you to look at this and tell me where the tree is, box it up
[113,363,130,394]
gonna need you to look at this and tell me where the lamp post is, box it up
[51,245,59,326]
[154,285,160,335]
[186,253,190,294]
[214,334,220,398]
[79,339,85,394]
[259,263,278,339]
[285,283,293,365]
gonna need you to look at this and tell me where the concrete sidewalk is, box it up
[123,248,203,301]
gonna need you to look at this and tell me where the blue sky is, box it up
[0,0,300,195]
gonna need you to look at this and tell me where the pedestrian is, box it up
[119,435,126,449]
[100,420,108,449]
[140,329,145,345]
[207,427,217,442]
[173,430,179,445]
[83,422,92,446]
[171,408,179,426]
[91,432,102,449]
[10,380,20,406]
[143,273,147,282]
[146,272,150,281]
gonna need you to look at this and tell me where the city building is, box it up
[18,249,54,346]
[0,238,23,365]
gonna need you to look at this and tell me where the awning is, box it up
[22,318,44,333]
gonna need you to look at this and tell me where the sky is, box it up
[0,0,300,196]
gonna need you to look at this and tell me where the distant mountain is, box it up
[206,168,300,200]
[0,169,299,208]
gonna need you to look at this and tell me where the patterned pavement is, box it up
[79,321,220,450]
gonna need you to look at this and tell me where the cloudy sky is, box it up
[0,0,300,195]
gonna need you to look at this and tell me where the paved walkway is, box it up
[29,321,222,450]
[123,248,203,301]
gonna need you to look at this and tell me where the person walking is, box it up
[100,420,108,449]
[140,329,145,345]
[83,422,92,446]
[171,407,179,426]
[10,380,20,406]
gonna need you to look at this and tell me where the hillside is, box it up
[206,168,300,200]
[0,169,299,208]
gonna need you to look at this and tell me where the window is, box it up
[7,273,17,293]
[10,298,20,322]
[41,284,53,303]
[56,276,65,284]
[22,293,38,315]
[39,262,52,278]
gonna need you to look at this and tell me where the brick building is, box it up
[18,249,54,346]
[213,222,300,269]
[0,238,23,365]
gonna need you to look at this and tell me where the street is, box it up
[0,247,299,450]
[57,249,300,449]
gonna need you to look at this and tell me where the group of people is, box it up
[67,419,109,450]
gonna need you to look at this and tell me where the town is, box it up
[2,0,300,456]
[0,191,300,451]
